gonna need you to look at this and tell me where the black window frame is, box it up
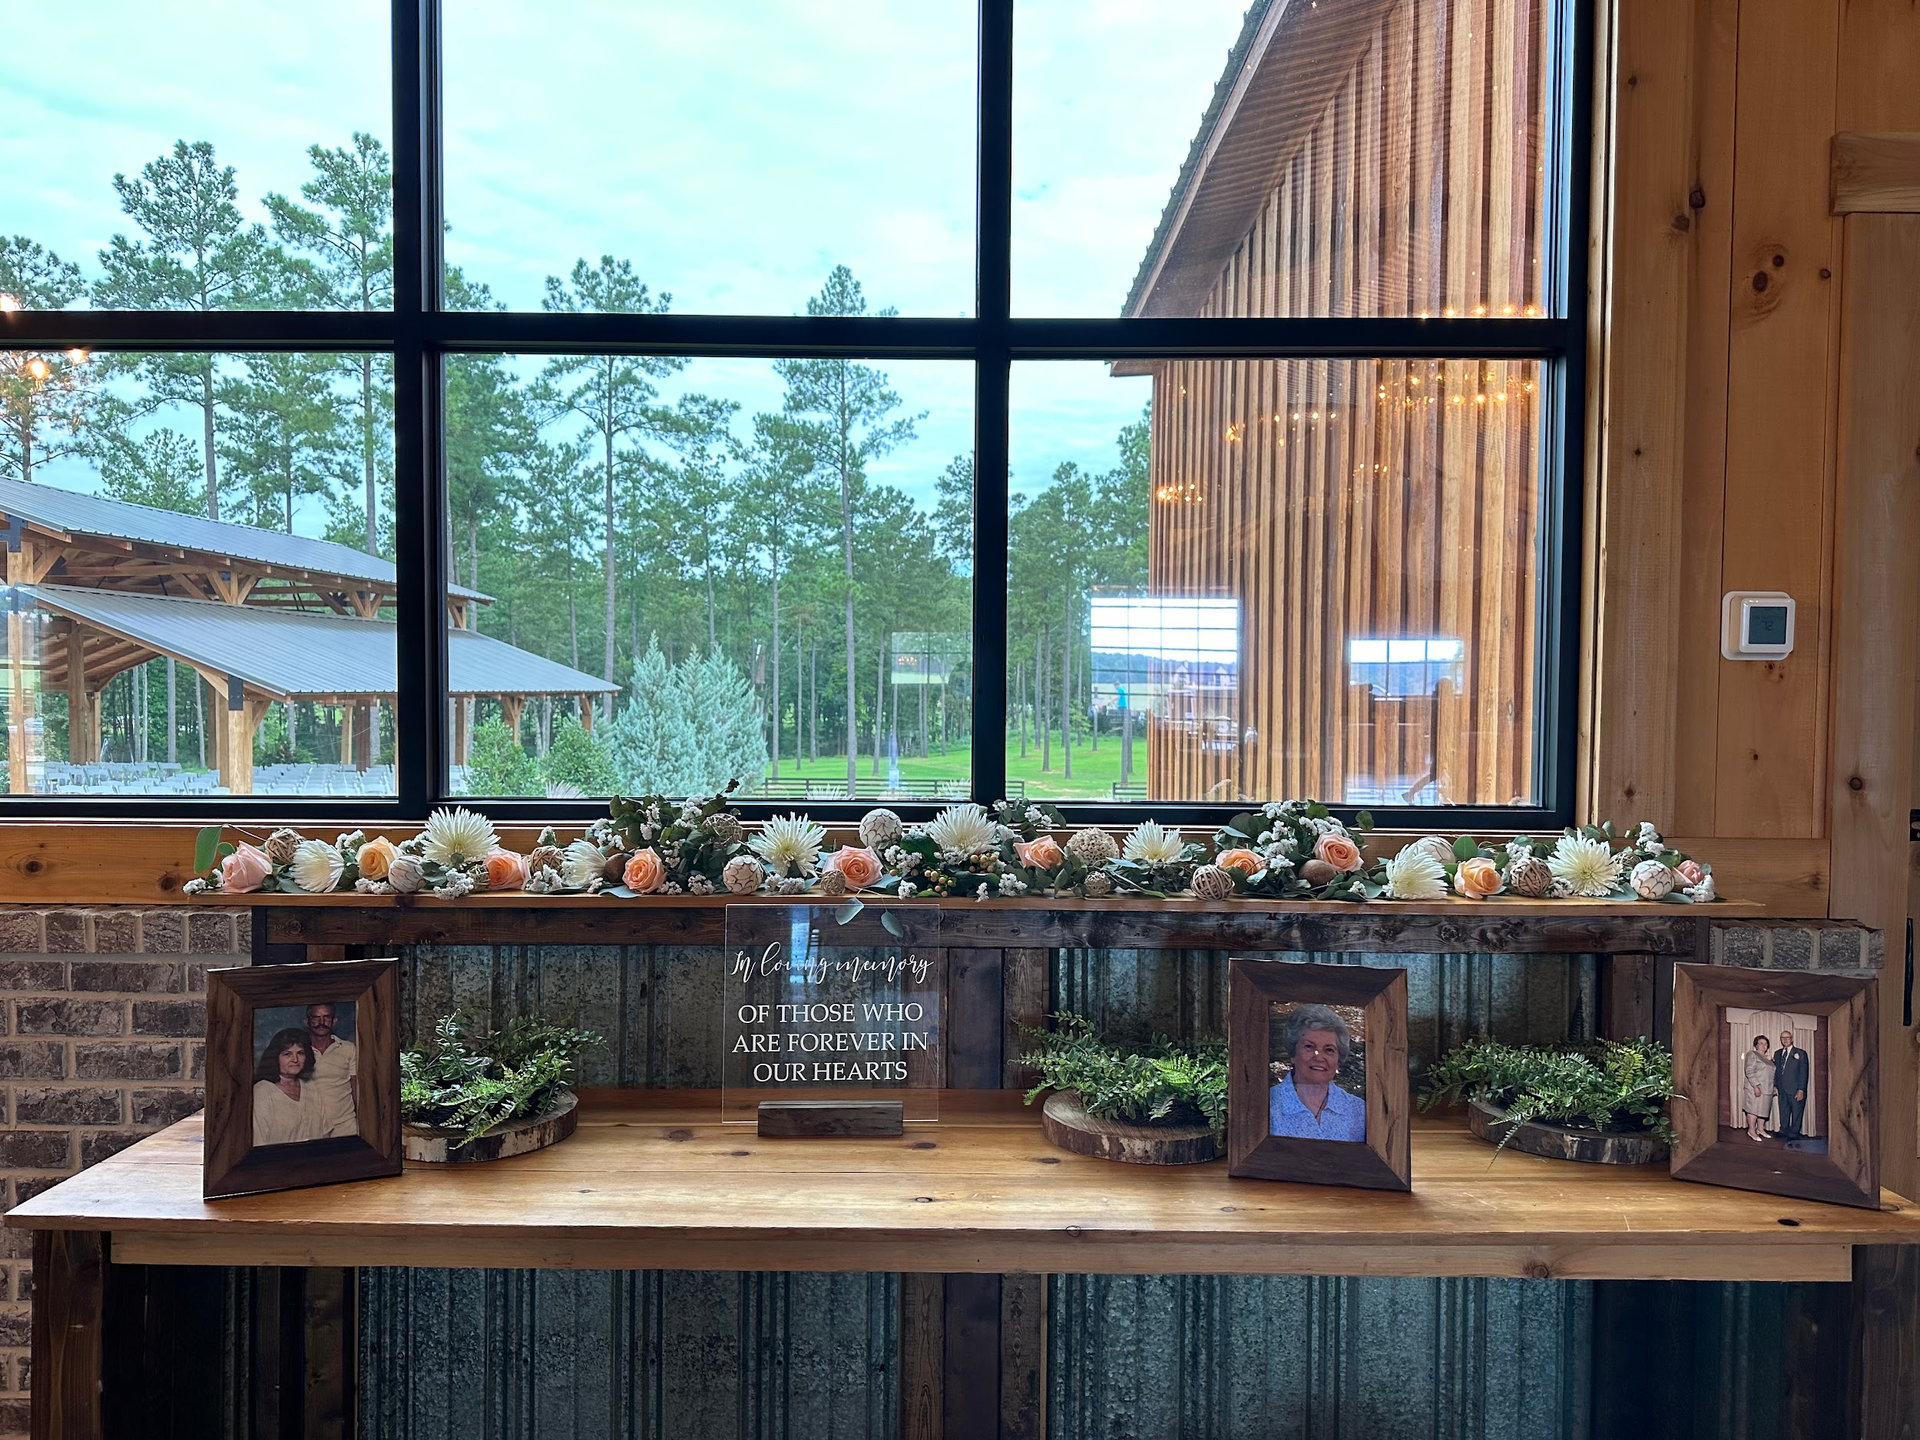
[1,0,1592,831]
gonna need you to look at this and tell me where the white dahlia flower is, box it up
[1382,847,1447,901]
[926,803,998,855]
[1122,820,1186,867]
[421,806,498,868]
[750,814,826,877]
[1549,834,1623,897]
[289,839,345,894]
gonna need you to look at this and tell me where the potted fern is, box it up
[1420,1037,1677,1165]
[1021,1013,1227,1165]
[401,1015,600,1163]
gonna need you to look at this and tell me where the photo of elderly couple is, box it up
[1268,1001,1368,1144]
[252,1001,361,1147]
[1724,1005,1826,1155]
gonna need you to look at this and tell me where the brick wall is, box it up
[0,908,246,1437]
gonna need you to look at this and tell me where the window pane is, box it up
[443,3,976,315]
[1014,0,1560,319]
[1010,358,1547,806]
[446,350,974,801]
[0,350,398,797]
[1,3,391,312]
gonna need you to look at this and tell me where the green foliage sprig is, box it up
[1420,1036,1678,1149]
[1021,1013,1227,1137]
[400,1014,600,1148]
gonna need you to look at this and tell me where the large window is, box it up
[1,0,1586,825]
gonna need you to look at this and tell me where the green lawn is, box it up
[762,737,1139,802]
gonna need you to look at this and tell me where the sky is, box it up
[3,0,1247,516]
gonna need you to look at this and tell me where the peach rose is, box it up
[622,848,665,893]
[1454,856,1502,899]
[826,846,883,889]
[1014,835,1065,870]
[1215,847,1262,876]
[1314,832,1363,873]
[484,848,527,891]
[1675,859,1705,887]
[219,842,272,894]
[356,836,398,882]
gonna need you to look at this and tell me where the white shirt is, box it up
[309,1037,359,1139]
[253,1080,331,1147]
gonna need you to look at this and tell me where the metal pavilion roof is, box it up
[0,476,488,603]
[21,585,617,701]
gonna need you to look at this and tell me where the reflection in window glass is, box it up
[1011,359,1545,806]
[442,1,976,315]
[0,352,398,797]
[445,331,974,800]
[0,1,391,312]
[1015,0,1558,318]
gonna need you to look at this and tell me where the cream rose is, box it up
[484,849,528,891]
[1454,856,1502,899]
[826,846,883,889]
[1215,847,1262,876]
[356,836,398,882]
[1313,832,1363,873]
[219,842,272,894]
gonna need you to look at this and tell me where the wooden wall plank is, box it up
[1582,0,1696,831]
[1832,133,1920,214]
[30,1230,105,1440]
[1713,0,1843,837]
[900,1273,944,1440]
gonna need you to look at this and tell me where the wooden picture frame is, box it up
[1671,964,1878,1209]
[1227,959,1410,1192]
[204,959,402,1200]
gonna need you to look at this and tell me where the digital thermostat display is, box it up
[1721,592,1795,660]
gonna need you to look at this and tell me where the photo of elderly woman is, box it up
[1268,1001,1367,1143]
[251,1002,360,1147]
[1721,1005,1826,1155]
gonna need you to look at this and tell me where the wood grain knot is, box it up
[1522,1261,1552,1280]
[665,1128,693,1142]
[1752,272,1769,292]
[1848,775,1864,791]
[1777,1217,1801,1227]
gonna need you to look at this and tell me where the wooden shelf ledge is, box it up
[9,1091,1915,1282]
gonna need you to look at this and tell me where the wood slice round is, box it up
[404,1091,579,1164]
[1040,1091,1219,1165]
[1466,1099,1669,1165]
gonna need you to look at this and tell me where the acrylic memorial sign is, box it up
[722,904,945,1124]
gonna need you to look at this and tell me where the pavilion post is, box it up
[224,676,255,795]
[578,695,593,734]
[500,695,523,742]
[5,598,30,795]
[352,702,373,772]
[339,703,354,766]
[452,695,469,768]
[65,625,89,764]
[209,680,230,791]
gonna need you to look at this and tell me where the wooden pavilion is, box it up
[0,478,614,794]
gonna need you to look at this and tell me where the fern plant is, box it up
[1021,1013,1227,1138]
[401,1014,600,1147]
[1420,1036,1678,1149]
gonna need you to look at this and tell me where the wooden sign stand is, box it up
[757,1099,905,1138]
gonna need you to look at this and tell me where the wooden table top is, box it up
[10,1092,1915,1282]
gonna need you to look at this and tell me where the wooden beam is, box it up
[1832,132,1920,214]
[1581,0,1695,830]
[1828,212,1920,1202]
[64,626,88,764]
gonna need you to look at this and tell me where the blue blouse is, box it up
[1269,1075,1367,1142]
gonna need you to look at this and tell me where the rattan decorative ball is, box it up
[1190,864,1234,900]
[858,809,904,850]
[1630,859,1676,901]
[528,845,565,877]
[1506,856,1553,897]
[1082,870,1114,897]
[722,855,764,895]
[1066,828,1121,866]
[818,868,848,896]
[708,813,745,846]
[264,827,304,867]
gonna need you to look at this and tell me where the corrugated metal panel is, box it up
[0,473,486,599]
[21,584,617,699]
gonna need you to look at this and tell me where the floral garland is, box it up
[185,799,1716,906]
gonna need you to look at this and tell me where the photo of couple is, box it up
[252,1001,361,1147]
[1267,1001,1368,1144]
[1724,1006,1826,1155]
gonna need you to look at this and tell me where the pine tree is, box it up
[0,238,94,486]
[539,715,617,796]
[774,266,922,794]
[605,638,766,795]
[93,141,268,521]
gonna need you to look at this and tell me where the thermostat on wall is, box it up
[1721,591,1795,660]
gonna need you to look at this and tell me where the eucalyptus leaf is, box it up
[880,908,904,938]
[834,898,866,926]
[1453,835,1480,861]
[192,826,222,875]
[605,885,637,898]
